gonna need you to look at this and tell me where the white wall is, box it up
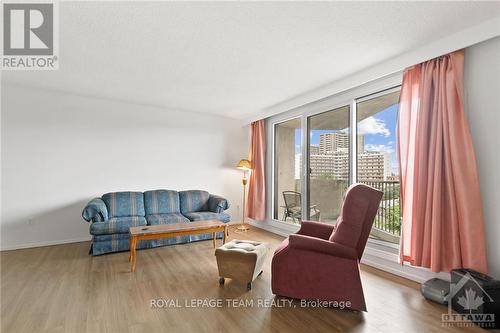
[464,36,500,279]
[0,83,248,250]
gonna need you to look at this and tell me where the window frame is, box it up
[305,105,351,221]
[355,85,402,182]
[272,116,302,221]
[268,72,403,229]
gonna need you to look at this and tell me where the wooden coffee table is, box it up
[128,220,227,272]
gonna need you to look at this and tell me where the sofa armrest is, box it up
[297,221,335,240]
[288,234,357,260]
[208,194,230,213]
[82,198,109,222]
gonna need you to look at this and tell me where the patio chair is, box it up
[281,191,320,223]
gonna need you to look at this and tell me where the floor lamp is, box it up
[236,159,252,232]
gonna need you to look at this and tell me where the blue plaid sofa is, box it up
[82,190,230,255]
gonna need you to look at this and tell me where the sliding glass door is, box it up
[356,88,401,244]
[273,118,302,222]
[272,84,402,245]
[306,106,350,223]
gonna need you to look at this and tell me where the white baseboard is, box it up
[247,219,299,237]
[247,219,449,284]
[0,236,91,251]
[361,253,450,283]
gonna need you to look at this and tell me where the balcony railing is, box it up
[359,180,401,243]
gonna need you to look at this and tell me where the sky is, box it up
[294,104,399,174]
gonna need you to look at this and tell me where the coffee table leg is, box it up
[129,236,132,262]
[130,236,137,272]
[223,226,227,245]
[212,232,216,248]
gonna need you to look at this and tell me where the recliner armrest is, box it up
[297,221,335,240]
[208,195,230,213]
[288,234,357,260]
[82,198,109,222]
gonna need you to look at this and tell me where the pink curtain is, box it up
[398,50,488,273]
[247,120,266,220]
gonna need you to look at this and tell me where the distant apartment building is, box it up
[357,151,391,181]
[309,152,349,180]
[310,144,320,155]
[319,132,365,154]
[295,153,347,180]
[319,132,348,154]
[295,132,390,181]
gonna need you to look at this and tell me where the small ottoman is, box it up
[215,239,268,290]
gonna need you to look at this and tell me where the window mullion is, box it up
[301,115,308,221]
[350,99,357,185]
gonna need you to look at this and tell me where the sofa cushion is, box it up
[183,211,230,223]
[89,216,147,235]
[146,213,189,225]
[144,190,180,215]
[207,195,230,213]
[179,190,209,213]
[102,192,145,218]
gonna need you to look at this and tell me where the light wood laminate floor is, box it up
[0,225,491,333]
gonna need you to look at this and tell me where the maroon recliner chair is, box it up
[271,183,383,311]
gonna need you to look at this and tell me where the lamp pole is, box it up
[237,170,250,231]
[236,159,251,232]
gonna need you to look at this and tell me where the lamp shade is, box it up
[236,159,252,171]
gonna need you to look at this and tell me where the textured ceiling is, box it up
[3,1,500,118]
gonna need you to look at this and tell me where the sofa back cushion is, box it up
[179,190,209,213]
[144,190,180,215]
[102,191,145,218]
